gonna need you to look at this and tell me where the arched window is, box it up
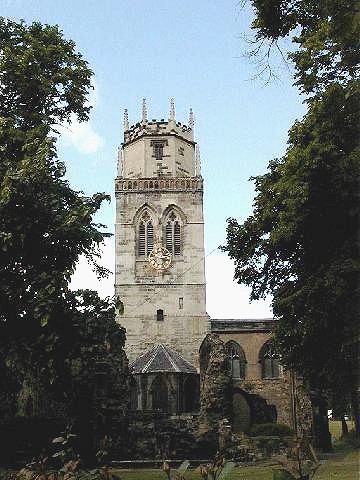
[129,377,138,410]
[138,211,154,256]
[183,375,199,413]
[226,341,246,379]
[165,212,181,255]
[151,375,168,412]
[260,341,280,379]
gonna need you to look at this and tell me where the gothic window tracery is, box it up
[165,211,181,255]
[226,341,246,379]
[260,341,280,379]
[138,211,154,256]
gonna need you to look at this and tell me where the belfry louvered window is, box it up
[138,212,154,256]
[165,212,181,255]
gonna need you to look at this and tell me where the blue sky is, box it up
[2,1,306,317]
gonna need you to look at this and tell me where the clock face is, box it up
[148,245,172,271]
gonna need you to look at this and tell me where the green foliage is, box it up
[0,18,129,464]
[0,18,93,129]
[224,81,360,396]
[248,423,293,437]
[0,19,111,391]
[250,0,360,95]
[227,3,360,433]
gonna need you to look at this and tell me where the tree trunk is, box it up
[310,390,332,452]
[351,388,360,438]
[341,415,349,437]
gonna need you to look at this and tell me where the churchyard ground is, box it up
[113,421,359,480]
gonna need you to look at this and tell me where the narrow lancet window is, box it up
[138,222,146,256]
[174,221,181,255]
[147,221,154,255]
[166,222,172,252]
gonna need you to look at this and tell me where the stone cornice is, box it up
[211,318,275,333]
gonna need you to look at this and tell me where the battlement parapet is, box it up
[123,119,193,145]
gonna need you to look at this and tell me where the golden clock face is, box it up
[148,245,172,271]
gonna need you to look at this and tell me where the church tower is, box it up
[115,99,210,369]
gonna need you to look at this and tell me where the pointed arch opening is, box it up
[226,341,247,379]
[135,207,155,257]
[259,341,280,379]
[151,375,169,412]
[163,206,185,256]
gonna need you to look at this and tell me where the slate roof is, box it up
[130,344,197,374]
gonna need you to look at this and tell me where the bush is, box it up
[248,423,293,437]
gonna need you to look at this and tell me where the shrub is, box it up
[248,423,293,437]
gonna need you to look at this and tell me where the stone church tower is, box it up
[115,99,210,370]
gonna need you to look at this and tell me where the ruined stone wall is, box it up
[217,329,312,434]
[233,377,294,427]
[218,330,271,379]
[197,334,232,454]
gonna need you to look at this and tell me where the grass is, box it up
[113,465,277,479]
[1,422,357,480]
[313,448,359,480]
[113,450,359,478]
[114,448,359,479]
[114,423,359,479]
[328,420,355,441]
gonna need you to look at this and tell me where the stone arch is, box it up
[133,202,157,226]
[162,204,187,224]
[232,390,251,433]
[231,388,278,432]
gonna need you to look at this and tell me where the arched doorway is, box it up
[232,391,251,432]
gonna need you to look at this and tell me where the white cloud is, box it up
[70,243,272,319]
[205,254,272,319]
[58,80,104,154]
[59,117,104,154]
[70,238,114,298]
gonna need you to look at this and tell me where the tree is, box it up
[248,0,359,95]
[59,290,129,462]
[0,19,130,463]
[224,81,359,388]
[224,1,360,443]
[0,18,110,363]
[0,18,92,129]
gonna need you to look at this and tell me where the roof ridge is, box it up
[142,344,160,373]
[162,345,180,372]
[129,346,154,368]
